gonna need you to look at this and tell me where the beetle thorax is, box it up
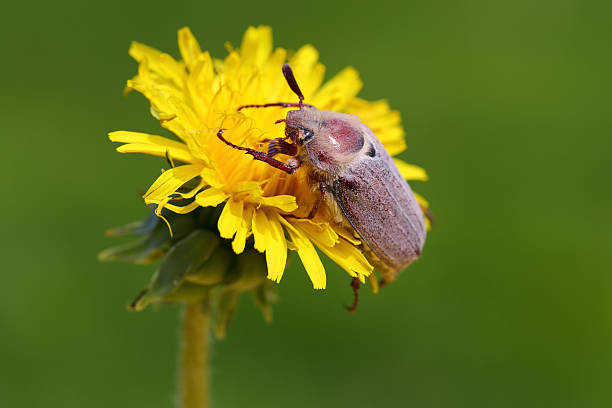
[287,109,366,178]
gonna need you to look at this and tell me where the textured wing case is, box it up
[332,140,426,277]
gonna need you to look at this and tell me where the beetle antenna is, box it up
[282,64,305,106]
[235,64,311,111]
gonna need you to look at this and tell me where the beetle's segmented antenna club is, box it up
[282,64,305,104]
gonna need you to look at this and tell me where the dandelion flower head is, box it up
[110,26,429,290]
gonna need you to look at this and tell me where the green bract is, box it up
[100,205,277,338]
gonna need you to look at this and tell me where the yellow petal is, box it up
[291,219,371,278]
[264,212,287,283]
[232,205,253,254]
[240,26,273,68]
[251,209,270,252]
[283,219,326,289]
[346,99,401,129]
[235,181,264,197]
[277,217,307,245]
[115,144,195,164]
[176,179,205,199]
[129,42,184,88]
[186,51,216,119]
[380,135,407,156]
[200,167,224,189]
[218,198,244,239]
[163,201,200,214]
[344,98,406,155]
[178,27,202,71]
[413,192,432,231]
[128,42,161,67]
[195,188,228,207]
[259,195,298,212]
[109,130,194,164]
[290,219,338,248]
[333,225,361,246]
[143,164,201,203]
[161,97,209,161]
[109,131,187,151]
[289,45,325,98]
[368,273,380,294]
[152,198,175,238]
[413,192,429,208]
[393,159,429,181]
[311,67,362,111]
[318,237,373,278]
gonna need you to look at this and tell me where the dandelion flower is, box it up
[109,26,429,291]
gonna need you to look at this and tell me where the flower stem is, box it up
[178,299,211,408]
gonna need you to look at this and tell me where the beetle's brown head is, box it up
[281,64,324,146]
[285,106,323,145]
[288,109,367,174]
[282,64,366,174]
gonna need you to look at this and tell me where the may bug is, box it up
[217,64,426,286]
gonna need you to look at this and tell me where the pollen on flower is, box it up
[109,26,430,290]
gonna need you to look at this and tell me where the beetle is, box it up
[217,64,426,298]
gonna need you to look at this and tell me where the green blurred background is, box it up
[2,0,611,407]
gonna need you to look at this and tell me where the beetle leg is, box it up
[238,65,311,111]
[345,277,361,312]
[261,133,290,144]
[307,182,329,219]
[267,138,298,157]
[216,129,298,174]
[421,206,435,226]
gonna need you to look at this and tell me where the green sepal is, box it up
[98,221,170,264]
[98,210,197,264]
[185,246,233,286]
[165,210,198,242]
[161,282,213,303]
[224,249,267,291]
[213,249,269,338]
[214,287,239,339]
[253,281,278,323]
[104,202,284,337]
[129,229,220,311]
[104,212,159,237]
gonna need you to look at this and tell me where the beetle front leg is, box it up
[267,138,298,157]
[216,129,298,174]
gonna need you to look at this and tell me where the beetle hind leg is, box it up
[345,277,361,312]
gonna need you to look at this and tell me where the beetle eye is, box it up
[302,128,314,142]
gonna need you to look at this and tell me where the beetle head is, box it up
[282,64,366,174]
[288,110,366,174]
[285,107,323,145]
